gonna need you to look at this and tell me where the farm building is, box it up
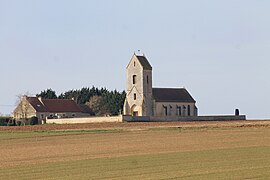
[13,96,93,124]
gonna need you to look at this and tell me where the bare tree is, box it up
[86,96,109,116]
[14,93,32,121]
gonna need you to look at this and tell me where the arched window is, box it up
[133,75,136,84]
[134,61,136,67]
[187,105,191,116]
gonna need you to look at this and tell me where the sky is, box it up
[0,0,270,119]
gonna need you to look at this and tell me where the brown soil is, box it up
[1,122,270,168]
[0,120,270,132]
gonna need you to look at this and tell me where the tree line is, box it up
[36,87,126,116]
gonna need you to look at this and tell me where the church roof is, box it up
[136,55,152,70]
[152,88,196,103]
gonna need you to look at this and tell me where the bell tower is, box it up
[123,53,153,116]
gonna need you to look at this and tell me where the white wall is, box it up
[46,116,123,124]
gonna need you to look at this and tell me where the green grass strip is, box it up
[1,146,270,180]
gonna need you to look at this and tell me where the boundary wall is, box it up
[123,115,246,122]
[46,115,246,124]
[46,116,122,124]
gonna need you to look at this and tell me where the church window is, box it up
[133,75,136,84]
[187,105,191,116]
[163,105,168,116]
[134,93,136,100]
[177,106,181,116]
[134,61,136,67]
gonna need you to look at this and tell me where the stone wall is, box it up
[46,114,246,124]
[46,116,123,124]
[123,115,246,122]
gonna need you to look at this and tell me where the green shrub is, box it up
[16,120,22,126]
[30,116,39,125]
[0,117,8,126]
[7,119,16,126]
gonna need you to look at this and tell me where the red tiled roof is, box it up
[27,97,83,113]
[27,97,47,112]
[41,99,81,112]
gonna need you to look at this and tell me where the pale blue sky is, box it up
[1,0,270,118]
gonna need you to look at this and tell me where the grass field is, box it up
[0,121,270,179]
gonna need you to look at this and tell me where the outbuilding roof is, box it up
[152,88,196,103]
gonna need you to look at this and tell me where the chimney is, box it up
[38,96,45,106]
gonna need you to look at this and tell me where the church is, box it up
[124,53,198,117]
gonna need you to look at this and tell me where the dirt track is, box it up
[0,120,269,132]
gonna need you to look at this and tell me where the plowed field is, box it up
[1,120,269,132]
[0,120,270,179]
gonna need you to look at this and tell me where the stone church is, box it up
[124,53,198,117]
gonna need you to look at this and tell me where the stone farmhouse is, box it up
[124,54,198,117]
[13,96,93,124]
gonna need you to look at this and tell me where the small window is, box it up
[41,114,44,119]
[163,105,168,116]
[134,61,136,67]
[72,114,76,117]
[187,105,191,116]
[134,93,137,100]
[133,75,137,84]
[147,76,149,84]
[177,106,181,116]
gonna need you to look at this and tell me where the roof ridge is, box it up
[153,87,186,89]
[42,99,74,101]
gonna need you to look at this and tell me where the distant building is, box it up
[13,96,93,124]
[124,53,198,117]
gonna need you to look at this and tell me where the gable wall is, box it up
[13,97,37,120]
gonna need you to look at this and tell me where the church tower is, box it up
[123,53,153,116]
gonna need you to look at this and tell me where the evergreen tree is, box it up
[36,89,57,99]
[37,86,126,115]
